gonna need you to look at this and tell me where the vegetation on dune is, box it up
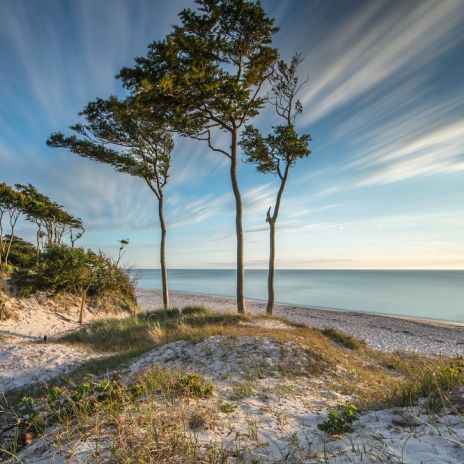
[61,305,243,352]
[0,182,84,276]
[2,308,464,462]
[11,244,137,319]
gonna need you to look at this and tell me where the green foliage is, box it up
[15,183,83,247]
[322,328,366,350]
[2,235,36,269]
[11,244,136,308]
[47,97,173,199]
[119,0,279,136]
[240,55,311,180]
[219,402,237,413]
[241,124,310,175]
[317,403,358,435]
[18,379,143,428]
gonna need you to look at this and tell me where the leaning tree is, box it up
[240,55,311,314]
[118,0,279,313]
[47,96,173,309]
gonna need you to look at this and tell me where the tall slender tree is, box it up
[118,0,278,313]
[47,96,173,309]
[240,55,311,314]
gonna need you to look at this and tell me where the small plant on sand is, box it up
[139,366,214,401]
[230,380,255,401]
[318,403,358,435]
[219,402,237,414]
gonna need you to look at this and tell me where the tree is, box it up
[0,183,27,267]
[47,96,173,309]
[15,184,84,251]
[2,235,36,269]
[118,0,278,313]
[116,238,130,266]
[240,55,311,314]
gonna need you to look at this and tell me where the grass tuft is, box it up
[322,327,366,350]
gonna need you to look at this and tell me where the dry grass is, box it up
[2,306,464,463]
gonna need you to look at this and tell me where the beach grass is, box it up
[2,306,464,463]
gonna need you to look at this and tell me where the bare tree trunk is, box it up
[158,195,169,310]
[230,128,246,313]
[267,218,276,314]
[265,168,289,315]
[79,291,86,324]
[0,210,4,266]
[5,213,19,267]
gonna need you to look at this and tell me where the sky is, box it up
[1,0,464,270]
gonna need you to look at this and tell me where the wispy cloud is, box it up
[299,0,464,125]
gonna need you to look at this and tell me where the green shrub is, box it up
[317,403,358,435]
[18,379,143,428]
[2,235,36,269]
[11,244,136,310]
[219,402,237,413]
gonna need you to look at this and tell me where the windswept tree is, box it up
[118,0,279,313]
[116,238,130,266]
[15,184,84,252]
[0,183,26,267]
[240,55,311,314]
[47,96,173,309]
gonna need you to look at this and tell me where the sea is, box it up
[132,269,464,323]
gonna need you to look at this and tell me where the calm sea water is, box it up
[132,269,464,323]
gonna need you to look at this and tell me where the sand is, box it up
[1,289,463,462]
[138,289,464,356]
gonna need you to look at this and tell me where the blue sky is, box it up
[1,0,463,269]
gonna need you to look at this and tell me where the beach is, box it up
[139,289,464,356]
[1,289,464,463]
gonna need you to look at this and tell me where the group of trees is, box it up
[0,183,84,268]
[48,0,311,315]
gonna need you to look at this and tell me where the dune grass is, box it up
[2,306,464,463]
[322,327,366,350]
[60,305,245,353]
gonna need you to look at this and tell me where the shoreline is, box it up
[138,286,464,328]
[138,288,464,356]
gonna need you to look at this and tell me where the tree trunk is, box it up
[0,211,4,266]
[158,195,169,310]
[267,219,276,314]
[230,128,246,313]
[266,167,289,315]
[4,214,19,267]
[79,291,86,324]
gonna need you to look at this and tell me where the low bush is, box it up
[317,403,358,435]
[2,235,36,270]
[11,244,136,312]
